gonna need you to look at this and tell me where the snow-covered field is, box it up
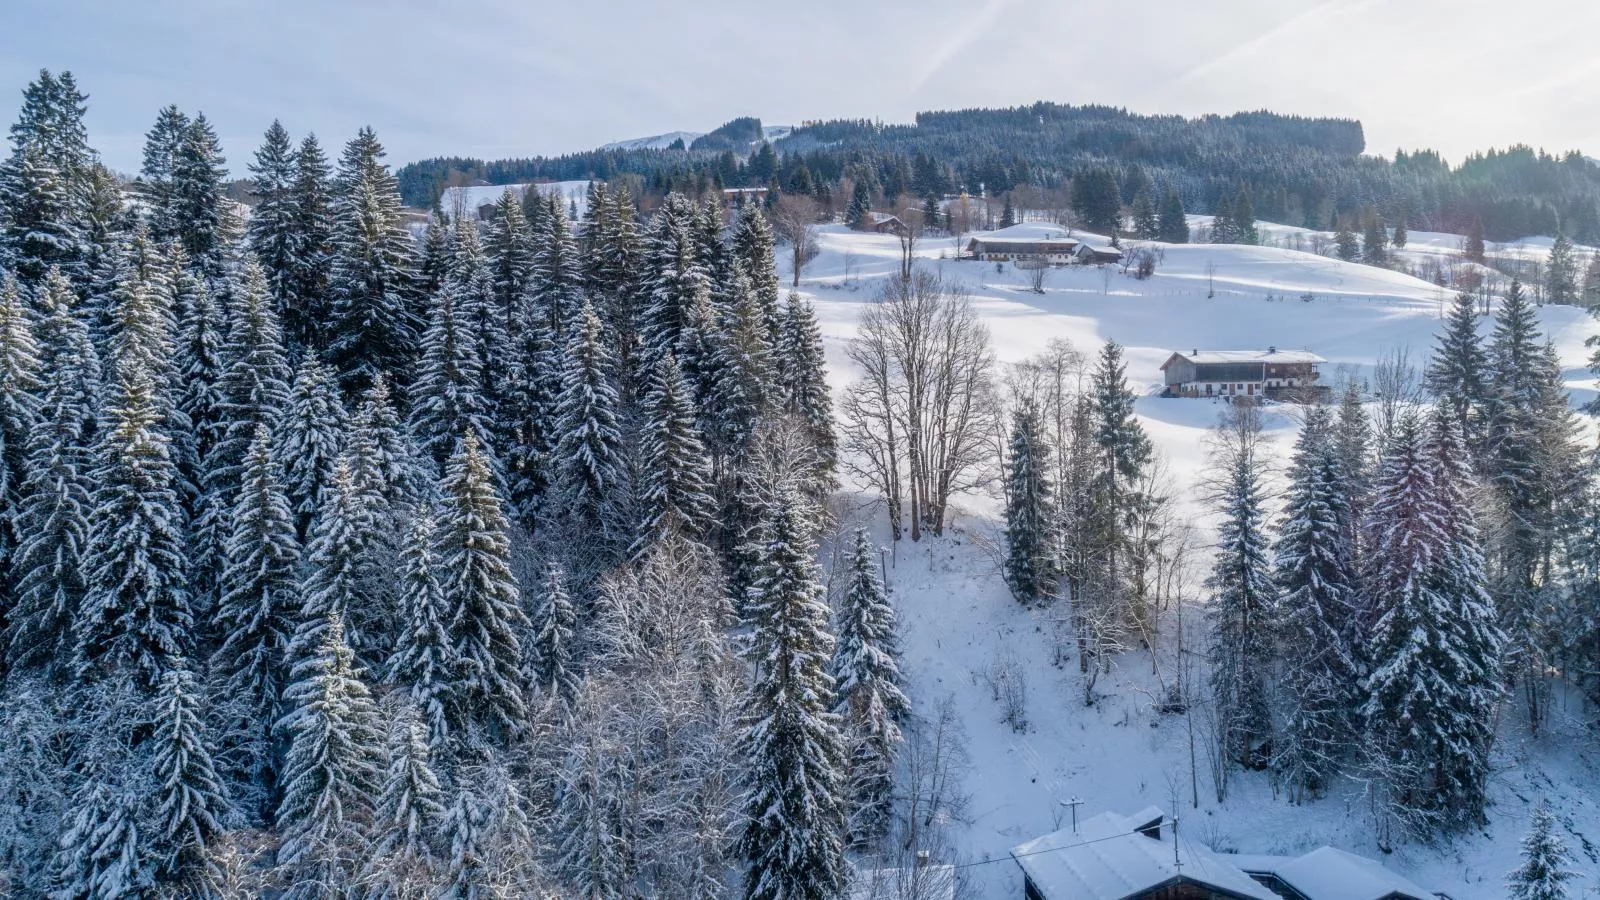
[791,221,1600,898]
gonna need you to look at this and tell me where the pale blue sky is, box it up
[3,0,1598,175]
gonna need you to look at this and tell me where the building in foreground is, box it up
[1159,348,1328,401]
[1012,808,1439,900]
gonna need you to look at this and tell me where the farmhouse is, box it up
[861,210,910,235]
[1160,348,1328,401]
[965,237,1080,263]
[1073,243,1125,265]
[722,186,768,208]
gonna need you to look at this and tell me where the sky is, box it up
[3,0,1600,177]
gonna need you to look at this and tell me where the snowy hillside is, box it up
[601,124,793,151]
[793,221,1600,899]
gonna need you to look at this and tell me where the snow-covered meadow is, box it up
[790,220,1600,898]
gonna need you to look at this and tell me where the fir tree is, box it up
[276,359,347,539]
[0,143,83,288]
[1506,802,1577,900]
[1089,340,1153,621]
[556,740,627,900]
[419,210,454,299]
[386,513,453,747]
[1230,184,1257,244]
[1000,193,1018,230]
[1209,195,1236,243]
[210,262,292,503]
[8,270,96,676]
[554,300,625,539]
[149,662,228,880]
[212,425,301,786]
[1003,398,1059,604]
[1157,187,1188,243]
[1272,408,1359,800]
[641,194,714,378]
[76,363,190,687]
[1206,405,1277,767]
[1362,209,1389,265]
[1425,292,1485,435]
[174,268,227,596]
[527,562,579,703]
[325,127,419,395]
[528,191,586,344]
[828,528,908,849]
[275,614,383,868]
[701,266,774,461]
[633,352,715,556]
[486,187,531,323]
[502,296,560,524]
[845,180,872,229]
[737,484,849,900]
[50,778,151,899]
[1581,252,1600,309]
[349,374,426,506]
[435,434,527,745]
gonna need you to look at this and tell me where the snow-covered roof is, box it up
[1011,809,1278,900]
[1169,349,1325,366]
[1228,847,1434,900]
[968,237,1080,253]
[847,863,956,900]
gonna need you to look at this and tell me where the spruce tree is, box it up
[554,300,625,539]
[325,127,419,395]
[1362,210,1388,265]
[1580,252,1600,309]
[633,352,715,557]
[372,703,444,864]
[776,293,836,484]
[731,201,783,343]
[486,187,531,323]
[846,181,872,229]
[276,614,383,869]
[290,458,383,670]
[287,133,333,351]
[1272,408,1359,800]
[276,359,348,539]
[1209,195,1236,243]
[411,280,492,470]
[75,363,190,687]
[1425,292,1485,435]
[0,143,83,288]
[247,120,301,317]
[1335,222,1360,261]
[50,777,151,899]
[170,113,228,279]
[386,512,453,747]
[1157,187,1188,243]
[1506,802,1577,900]
[0,273,40,631]
[1465,216,1486,264]
[641,193,715,379]
[174,269,227,600]
[138,105,190,246]
[8,269,96,676]
[828,528,908,849]
[701,267,774,462]
[1130,184,1158,239]
[149,662,228,880]
[435,434,527,745]
[211,262,292,502]
[1003,398,1059,604]
[737,484,849,900]
[1361,410,1502,831]
[527,562,579,704]
[1206,406,1277,767]
[213,425,301,783]
[1230,184,1257,244]
[349,373,427,506]
[1546,226,1579,305]
[528,191,586,344]
[1000,193,1018,230]
[1089,340,1153,620]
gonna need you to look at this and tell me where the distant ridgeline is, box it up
[397,103,1600,243]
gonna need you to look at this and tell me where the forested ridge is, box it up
[398,102,1600,244]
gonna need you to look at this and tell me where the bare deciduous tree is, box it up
[771,194,821,288]
[842,272,998,541]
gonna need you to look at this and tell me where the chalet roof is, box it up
[866,211,903,224]
[967,238,1080,253]
[1228,847,1434,900]
[1011,809,1278,900]
[1161,349,1325,370]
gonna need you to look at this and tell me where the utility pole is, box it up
[1061,797,1084,834]
[1172,813,1181,871]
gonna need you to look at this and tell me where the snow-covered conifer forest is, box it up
[3,68,1600,899]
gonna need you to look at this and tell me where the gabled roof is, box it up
[1160,349,1325,369]
[968,238,1080,253]
[1230,847,1434,900]
[1011,809,1278,900]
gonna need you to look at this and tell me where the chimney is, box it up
[916,850,931,869]
[1268,345,1277,354]
[1191,349,1197,356]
